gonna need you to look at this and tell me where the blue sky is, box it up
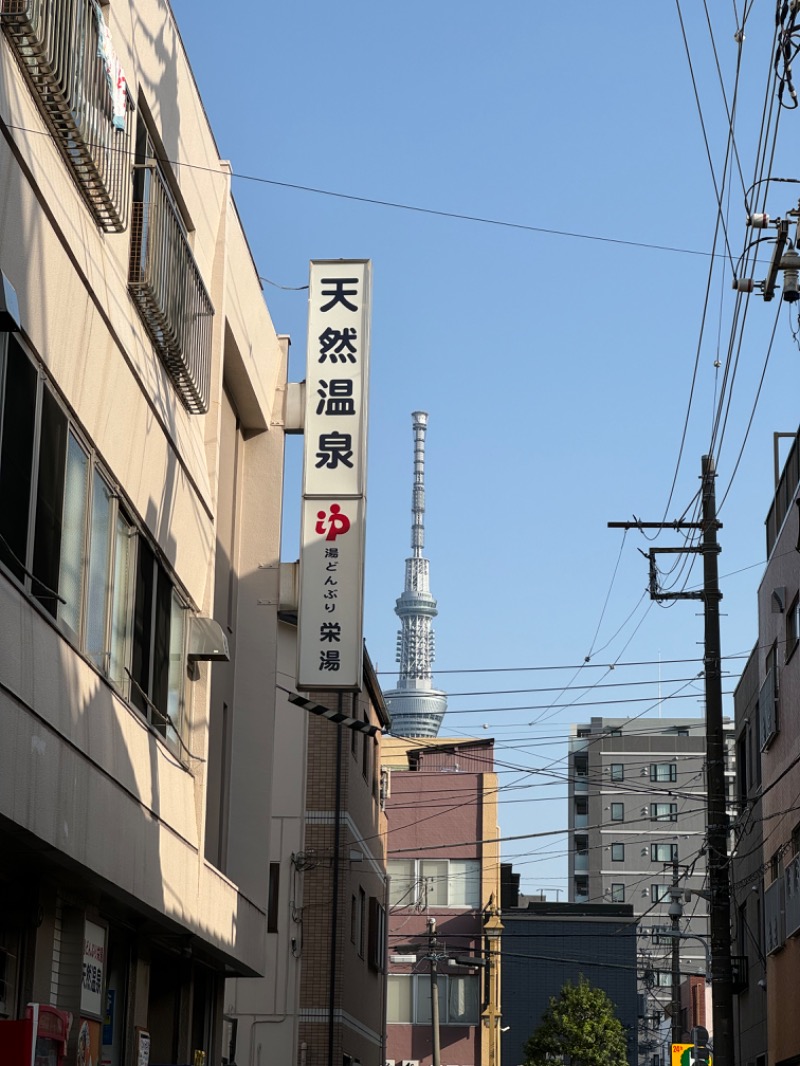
[170,0,800,894]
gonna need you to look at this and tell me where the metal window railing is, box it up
[128,162,213,414]
[785,853,800,939]
[759,667,778,751]
[766,428,800,557]
[765,875,786,955]
[1,0,133,231]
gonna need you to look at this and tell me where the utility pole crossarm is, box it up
[607,521,721,530]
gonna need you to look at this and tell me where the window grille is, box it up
[1,0,133,231]
[129,144,213,413]
[759,665,779,751]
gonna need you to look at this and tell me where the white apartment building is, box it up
[0,2,289,1063]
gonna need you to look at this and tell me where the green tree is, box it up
[522,975,628,1066]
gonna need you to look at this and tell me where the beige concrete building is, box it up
[0,1,289,1063]
[226,617,391,1066]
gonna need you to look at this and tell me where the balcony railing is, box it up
[759,667,778,752]
[785,853,800,939]
[765,875,785,956]
[129,164,213,414]
[1,0,132,231]
[766,427,800,556]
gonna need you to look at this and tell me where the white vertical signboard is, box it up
[298,260,371,690]
[82,918,106,1018]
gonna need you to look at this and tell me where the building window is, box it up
[650,803,678,822]
[738,901,748,959]
[387,974,413,1023]
[267,863,280,933]
[737,729,749,806]
[650,763,677,783]
[86,469,114,667]
[787,594,800,661]
[386,858,480,909]
[0,334,189,750]
[610,803,624,822]
[575,835,589,873]
[610,763,624,781]
[130,538,187,742]
[761,642,779,750]
[387,974,480,1025]
[367,896,386,972]
[574,753,588,776]
[651,884,671,903]
[448,975,480,1023]
[0,336,37,582]
[362,712,370,779]
[651,843,678,863]
[610,883,625,902]
[611,843,625,862]
[653,971,673,987]
[575,796,588,828]
[574,877,589,901]
[357,887,366,957]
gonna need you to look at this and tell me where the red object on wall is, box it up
[0,1018,35,1065]
[0,1004,69,1066]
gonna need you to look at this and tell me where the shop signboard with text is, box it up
[298,260,371,690]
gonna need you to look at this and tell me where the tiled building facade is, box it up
[384,737,502,1066]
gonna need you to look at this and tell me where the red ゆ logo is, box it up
[315,504,351,542]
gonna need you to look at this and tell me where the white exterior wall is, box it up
[226,623,309,1065]
[0,0,286,987]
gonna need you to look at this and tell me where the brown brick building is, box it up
[384,737,502,1066]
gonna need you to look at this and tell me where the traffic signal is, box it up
[692,1025,710,1066]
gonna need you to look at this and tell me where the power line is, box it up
[0,117,745,265]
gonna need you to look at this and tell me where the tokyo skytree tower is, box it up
[384,412,448,738]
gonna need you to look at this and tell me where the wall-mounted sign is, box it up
[298,261,371,690]
[81,920,106,1019]
[136,1028,151,1066]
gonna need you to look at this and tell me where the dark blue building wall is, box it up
[501,905,639,1066]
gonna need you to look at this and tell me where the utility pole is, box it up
[669,859,683,1049]
[698,455,735,1066]
[483,898,504,1066]
[428,918,442,1066]
[609,454,734,1066]
[392,919,492,1066]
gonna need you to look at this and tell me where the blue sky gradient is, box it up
[169,0,800,894]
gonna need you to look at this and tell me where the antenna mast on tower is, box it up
[385,412,447,738]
